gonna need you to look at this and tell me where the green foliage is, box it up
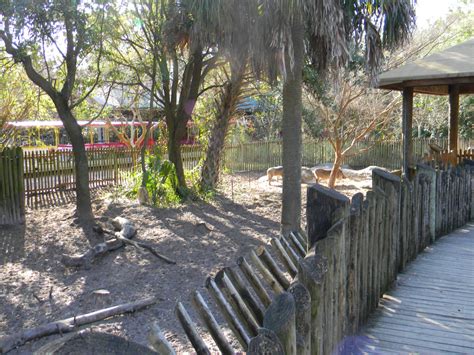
[126,151,181,206]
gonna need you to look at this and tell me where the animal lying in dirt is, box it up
[314,168,346,182]
[267,166,283,185]
[267,166,318,185]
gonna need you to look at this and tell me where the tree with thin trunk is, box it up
[305,72,399,188]
[110,0,220,193]
[0,0,111,231]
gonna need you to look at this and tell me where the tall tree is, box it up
[0,0,111,230]
[200,61,248,190]
[110,0,219,192]
[191,0,415,233]
[304,71,399,188]
[262,0,415,234]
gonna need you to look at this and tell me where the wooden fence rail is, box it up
[0,147,25,225]
[147,163,472,354]
[4,137,473,210]
[201,138,472,172]
[23,148,139,208]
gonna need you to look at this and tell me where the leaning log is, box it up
[256,246,291,289]
[0,297,158,353]
[249,250,285,293]
[225,267,265,324]
[237,256,272,307]
[176,302,210,355]
[215,270,260,335]
[148,322,176,355]
[192,291,235,355]
[271,238,298,277]
[206,277,251,348]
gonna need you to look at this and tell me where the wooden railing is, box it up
[0,147,25,225]
[149,164,473,354]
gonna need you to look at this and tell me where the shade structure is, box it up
[378,38,474,95]
[377,38,474,179]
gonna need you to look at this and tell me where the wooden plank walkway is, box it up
[358,222,474,354]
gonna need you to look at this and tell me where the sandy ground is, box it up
[0,168,373,353]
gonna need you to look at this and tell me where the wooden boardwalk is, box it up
[358,222,474,354]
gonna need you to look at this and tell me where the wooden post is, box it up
[288,283,311,355]
[248,328,284,355]
[306,184,350,247]
[263,292,297,355]
[148,322,176,355]
[449,85,459,153]
[297,249,328,355]
[402,87,414,180]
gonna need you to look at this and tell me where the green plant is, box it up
[126,150,181,206]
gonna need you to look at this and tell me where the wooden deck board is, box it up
[358,222,474,354]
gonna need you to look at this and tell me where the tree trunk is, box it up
[328,154,343,189]
[55,100,94,224]
[168,129,186,190]
[281,19,304,235]
[200,64,245,190]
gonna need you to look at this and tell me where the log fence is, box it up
[148,163,472,354]
[0,147,25,225]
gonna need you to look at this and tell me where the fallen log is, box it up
[62,217,175,267]
[0,297,158,353]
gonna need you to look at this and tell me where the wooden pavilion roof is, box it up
[377,38,474,95]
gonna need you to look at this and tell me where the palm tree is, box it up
[193,0,415,234]
[200,62,248,190]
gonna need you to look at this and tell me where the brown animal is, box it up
[267,166,283,185]
[314,168,345,182]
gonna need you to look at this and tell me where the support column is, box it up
[402,87,414,180]
[449,85,459,152]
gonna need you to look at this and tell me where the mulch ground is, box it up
[0,170,371,353]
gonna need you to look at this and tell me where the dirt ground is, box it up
[0,169,373,354]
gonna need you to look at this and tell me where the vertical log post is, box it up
[288,283,311,355]
[297,249,328,355]
[306,184,350,247]
[248,328,284,355]
[402,87,414,180]
[262,292,297,355]
[449,85,459,153]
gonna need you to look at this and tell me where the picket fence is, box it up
[2,137,473,212]
[0,148,25,224]
[23,148,139,209]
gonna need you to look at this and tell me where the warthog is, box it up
[267,166,283,185]
[267,166,319,185]
[314,168,345,182]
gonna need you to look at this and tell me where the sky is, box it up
[415,0,473,29]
